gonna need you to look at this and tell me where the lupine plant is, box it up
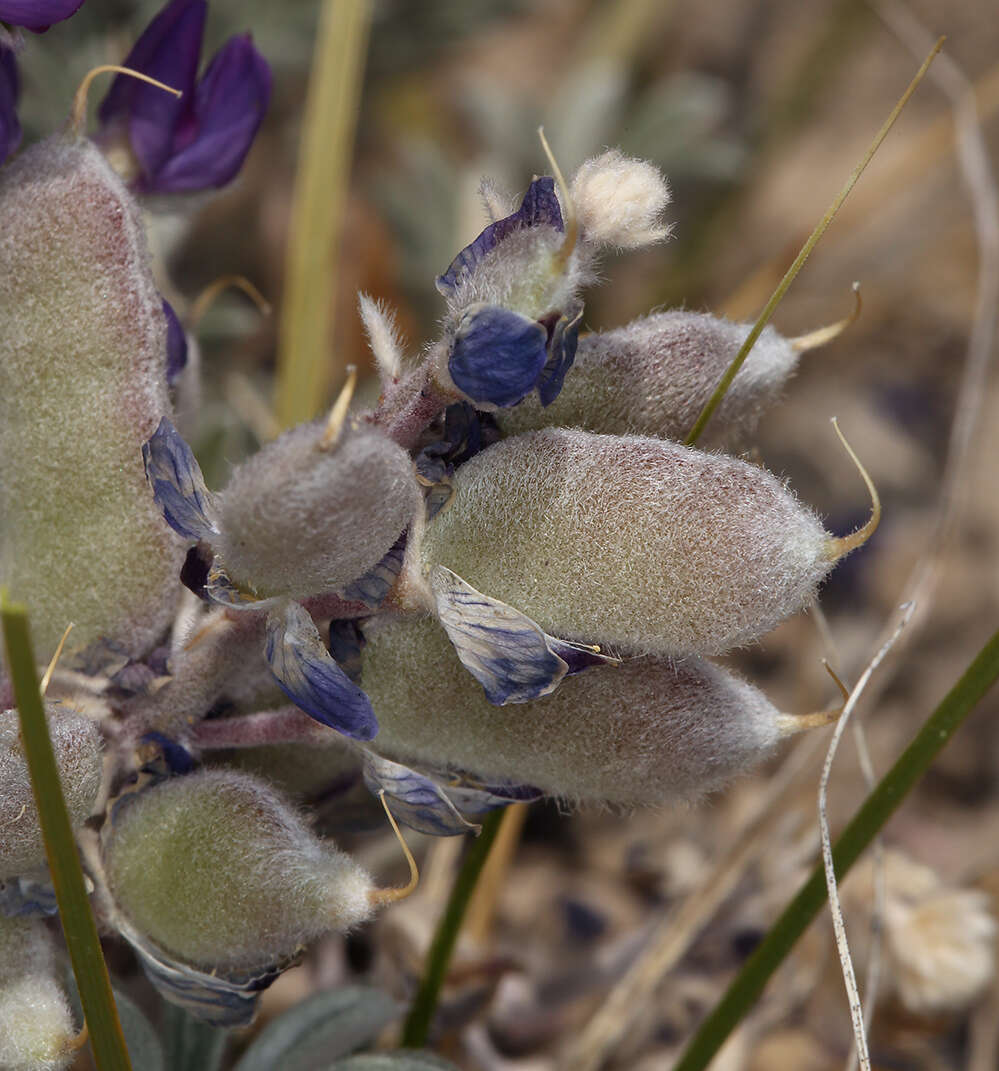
[0,2,921,1068]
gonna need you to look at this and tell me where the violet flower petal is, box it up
[141,416,220,541]
[98,0,205,179]
[0,45,20,165]
[162,298,188,384]
[0,0,85,32]
[151,33,271,193]
[448,303,549,408]
[436,176,564,294]
[265,601,379,741]
[430,566,569,705]
[362,753,478,837]
[536,302,583,407]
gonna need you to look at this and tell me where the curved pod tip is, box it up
[824,417,881,562]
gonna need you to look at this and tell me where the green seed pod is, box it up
[0,134,184,659]
[0,706,103,879]
[419,428,869,656]
[361,616,811,805]
[215,420,421,599]
[0,914,77,1071]
[103,770,374,972]
[497,311,798,448]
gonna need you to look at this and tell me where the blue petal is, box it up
[545,635,620,674]
[0,875,59,918]
[444,779,542,818]
[162,298,188,384]
[0,46,21,167]
[265,601,378,740]
[0,0,85,32]
[430,567,568,704]
[362,753,477,837]
[437,176,563,294]
[140,731,194,776]
[339,533,406,609]
[537,303,583,407]
[449,304,549,408]
[141,417,219,541]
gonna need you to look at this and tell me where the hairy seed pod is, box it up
[362,616,808,805]
[497,311,798,449]
[103,770,373,972]
[0,914,76,1071]
[0,134,184,659]
[215,421,421,599]
[419,428,861,656]
[0,706,102,879]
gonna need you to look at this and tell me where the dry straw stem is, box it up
[818,604,916,1071]
[683,36,943,447]
[275,0,372,430]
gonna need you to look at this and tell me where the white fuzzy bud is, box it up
[216,422,421,599]
[570,150,671,250]
[498,311,798,449]
[0,706,103,878]
[361,616,785,805]
[103,770,374,972]
[419,428,833,656]
[0,914,76,1071]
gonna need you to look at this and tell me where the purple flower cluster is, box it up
[97,0,270,194]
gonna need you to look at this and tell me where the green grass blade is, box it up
[0,594,132,1071]
[400,809,506,1048]
[274,0,373,430]
[684,38,943,447]
[673,624,999,1071]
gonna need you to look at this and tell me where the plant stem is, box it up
[0,594,132,1071]
[400,808,506,1048]
[673,624,999,1071]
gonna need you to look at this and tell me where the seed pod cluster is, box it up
[361,615,804,806]
[0,134,183,659]
[498,311,799,449]
[418,427,842,656]
[216,420,421,600]
[103,770,374,972]
[0,705,102,878]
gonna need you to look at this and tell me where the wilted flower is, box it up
[96,0,271,194]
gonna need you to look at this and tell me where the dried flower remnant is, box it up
[569,149,672,250]
[0,914,77,1071]
[96,0,271,194]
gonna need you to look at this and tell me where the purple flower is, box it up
[0,1,84,32]
[0,46,19,165]
[97,0,271,194]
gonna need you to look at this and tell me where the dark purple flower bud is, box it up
[0,0,84,32]
[97,0,271,194]
[0,46,20,166]
[162,298,188,383]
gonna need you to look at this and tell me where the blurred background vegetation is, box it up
[18,1,999,1067]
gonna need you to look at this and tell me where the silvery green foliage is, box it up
[216,422,421,600]
[417,427,833,656]
[497,311,799,449]
[0,913,76,1071]
[0,134,183,660]
[0,706,102,879]
[103,770,374,973]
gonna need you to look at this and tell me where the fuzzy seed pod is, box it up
[419,428,853,656]
[0,133,184,660]
[361,616,803,806]
[0,914,77,1071]
[0,706,102,878]
[497,311,798,449]
[103,770,373,972]
[215,420,421,599]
